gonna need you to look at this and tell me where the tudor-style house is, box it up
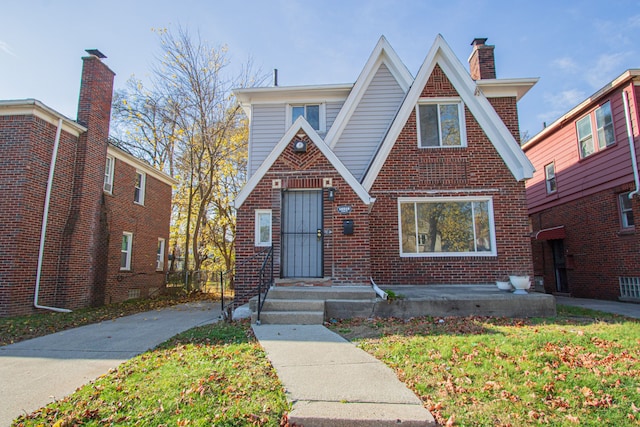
[0,51,175,317]
[523,70,640,301]
[233,36,538,309]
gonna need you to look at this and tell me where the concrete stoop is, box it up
[251,286,377,325]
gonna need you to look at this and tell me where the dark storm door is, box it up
[281,190,323,278]
[551,239,569,293]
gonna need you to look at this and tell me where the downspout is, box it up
[623,89,640,199]
[34,118,72,313]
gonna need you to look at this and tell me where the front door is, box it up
[281,190,323,278]
[551,239,569,293]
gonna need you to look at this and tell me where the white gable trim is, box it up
[234,116,375,208]
[326,36,413,149]
[362,34,535,190]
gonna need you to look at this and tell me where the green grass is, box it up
[13,321,289,427]
[0,293,215,346]
[330,306,640,426]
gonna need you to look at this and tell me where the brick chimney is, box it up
[469,38,496,80]
[57,50,115,309]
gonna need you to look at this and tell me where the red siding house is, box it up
[232,35,538,310]
[0,51,175,317]
[523,70,640,301]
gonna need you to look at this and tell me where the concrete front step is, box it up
[262,299,325,312]
[253,310,325,325]
[268,286,376,301]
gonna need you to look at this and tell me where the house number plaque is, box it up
[337,205,352,214]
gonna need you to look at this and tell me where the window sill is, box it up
[617,228,635,236]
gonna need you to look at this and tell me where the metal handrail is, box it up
[256,246,274,324]
[220,246,273,322]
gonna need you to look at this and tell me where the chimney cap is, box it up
[85,49,107,59]
[471,38,488,47]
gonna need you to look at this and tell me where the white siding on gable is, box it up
[326,101,344,133]
[249,104,286,176]
[333,63,405,180]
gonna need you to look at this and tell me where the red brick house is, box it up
[523,70,640,301]
[0,51,175,317]
[233,36,538,305]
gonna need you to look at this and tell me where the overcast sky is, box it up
[1,0,639,137]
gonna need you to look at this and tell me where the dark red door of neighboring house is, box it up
[551,240,569,293]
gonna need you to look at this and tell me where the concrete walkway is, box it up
[253,324,436,426]
[0,301,221,426]
[555,296,640,319]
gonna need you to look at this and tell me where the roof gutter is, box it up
[622,89,640,200]
[34,118,72,313]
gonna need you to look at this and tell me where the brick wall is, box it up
[530,183,640,300]
[235,132,371,304]
[0,115,80,316]
[369,65,533,285]
[103,156,172,303]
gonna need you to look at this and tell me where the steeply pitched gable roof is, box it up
[326,36,413,149]
[361,34,535,190]
[234,117,375,208]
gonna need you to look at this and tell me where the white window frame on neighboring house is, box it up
[577,101,616,159]
[121,232,133,270]
[156,238,166,271]
[416,98,466,148]
[286,103,326,132]
[398,196,496,257]
[134,170,146,205]
[255,209,272,247]
[619,192,635,229]
[545,162,557,194]
[104,155,114,194]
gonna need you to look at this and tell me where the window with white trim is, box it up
[417,101,465,148]
[121,232,133,270]
[156,238,166,271]
[288,104,325,132]
[255,210,272,247]
[619,192,635,229]
[545,162,557,194]
[104,155,114,194]
[577,101,615,158]
[134,171,145,205]
[398,197,496,256]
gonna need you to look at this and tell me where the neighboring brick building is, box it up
[232,36,538,305]
[0,51,175,317]
[523,70,640,301]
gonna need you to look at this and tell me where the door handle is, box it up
[317,228,323,240]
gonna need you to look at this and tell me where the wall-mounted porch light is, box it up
[327,187,336,201]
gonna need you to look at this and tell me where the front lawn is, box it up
[13,321,289,426]
[330,306,640,426]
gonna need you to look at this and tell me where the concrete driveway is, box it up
[0,301,221,426]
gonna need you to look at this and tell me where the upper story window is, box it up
[134,170,146,205]
[577,101,615,158]
[287,104,325,132]
[255,209,272,247]
[398,197,496,257]
[416,100,465,148]
[545,162,557,194]
[104,155,114,194]
[619,192,635,229]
